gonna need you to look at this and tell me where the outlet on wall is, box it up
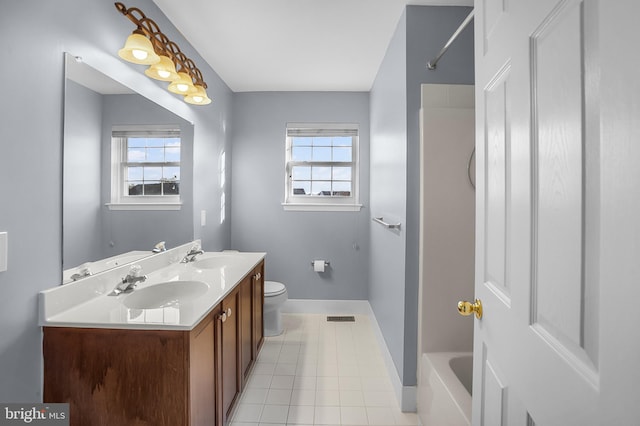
[201,210,207,227]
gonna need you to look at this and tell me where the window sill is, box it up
[106,202,182,211]
[282,203,362,212]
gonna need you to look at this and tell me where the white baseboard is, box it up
[282,299,417,412]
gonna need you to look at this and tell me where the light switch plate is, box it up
[0,232,7,272]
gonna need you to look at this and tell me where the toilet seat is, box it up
[265,281,286,297]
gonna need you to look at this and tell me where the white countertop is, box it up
[39,245,265,331]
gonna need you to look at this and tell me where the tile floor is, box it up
[229,313,418,426]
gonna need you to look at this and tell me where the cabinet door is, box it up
[252,263,264,357]
[221,287,240,422]
[189,313,215,425]
[239,276,253,384]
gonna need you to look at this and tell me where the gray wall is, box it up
[63,81,104,268]
[369,6,474,385]
[99,93,195,258]
[0,0,232,402]
[230,92,370,300]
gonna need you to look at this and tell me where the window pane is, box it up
[313,137,332,146]
[292,137,310,147]
[144,167,162,180]
[163,167,180,180]
[165,147,180,162]
[146,138,167,147]
[292,146,312,161]
[333,136,352,147]
[312,181,331,195]
[127,167,143,180]
[312,147,331,161]
[312,166,331,180]
[145,147,163,162]
[332,167,352,181]
[163,181,179,195]
[127,148,146,162]
[332,147,352,162]
[292,181,311,195]
[292,166,311,180]
[127,137,146,148]
[144,182,162,195]
[128,182,143,195]
[332,181,351,195]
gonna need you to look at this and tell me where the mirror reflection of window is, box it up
[110,125,181,204]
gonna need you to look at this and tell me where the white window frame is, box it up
[107,124,182,211]
[283,122,362,212]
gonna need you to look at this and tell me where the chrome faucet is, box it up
[182,246,204,263]
[110,266,147,295]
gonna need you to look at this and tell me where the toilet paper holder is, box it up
[310,261,330,267]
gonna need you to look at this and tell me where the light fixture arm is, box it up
[114,2,208,90]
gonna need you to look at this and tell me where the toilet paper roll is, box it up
[313,260,326,272]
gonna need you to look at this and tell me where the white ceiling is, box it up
[153,0,473,92]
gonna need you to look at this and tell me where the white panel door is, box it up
[473,0,640,424]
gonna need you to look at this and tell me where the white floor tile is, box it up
[391,408,419,426]
[270,375,295,390]
[293,376,317,390]
[241,388,269,404]
[363,391,395,407]
[340,390,365,407]
[316,376,340,390]
[361,377,392,392]
[290,389,316,406]
[339,376,362,391]
[230,422,258,426]
[315,389,340,406]
[274,362,298,376]
[341,406,368,425]
[232,404,263,423]
[314,406,341,425]
[259,405,289,424]
[247,374,273,389]
[254,362,277,375]
[287,405,315,424]
[366,407,396,425]
[266,388,292,405]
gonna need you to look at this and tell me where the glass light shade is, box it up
[144,55,179,81]
[184,85,212,105]
[118,32,160,65]
[167,71,197,94]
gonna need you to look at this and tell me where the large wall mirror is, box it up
[63,52,194,282]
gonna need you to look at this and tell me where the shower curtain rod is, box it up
[426,9,474,70]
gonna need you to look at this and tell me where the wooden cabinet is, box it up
[43,259,265,426]
[43,317,215,426]
[218,286,240,424]
[240,275,253,384]
[252,263,264,358]
[240,264,265,385]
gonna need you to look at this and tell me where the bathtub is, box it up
[417,352,472,426]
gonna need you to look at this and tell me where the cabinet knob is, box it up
[227,308,232,317]
[254,272,262,281]
[219,312,227,323]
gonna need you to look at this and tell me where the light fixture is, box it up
[185,85,212,105]
[168,71,197,95]
[144,54,179,81]
[118,30,161,64]
[115,2,211,105]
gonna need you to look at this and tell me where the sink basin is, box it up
[123,280,209,309]
[192,255,243,270]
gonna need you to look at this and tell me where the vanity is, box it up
[40,242,265,426]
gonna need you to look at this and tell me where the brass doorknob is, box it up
[457,299,482,319]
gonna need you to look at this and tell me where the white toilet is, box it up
[263,281,288,336]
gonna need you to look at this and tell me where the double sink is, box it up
[39,242,266,330]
